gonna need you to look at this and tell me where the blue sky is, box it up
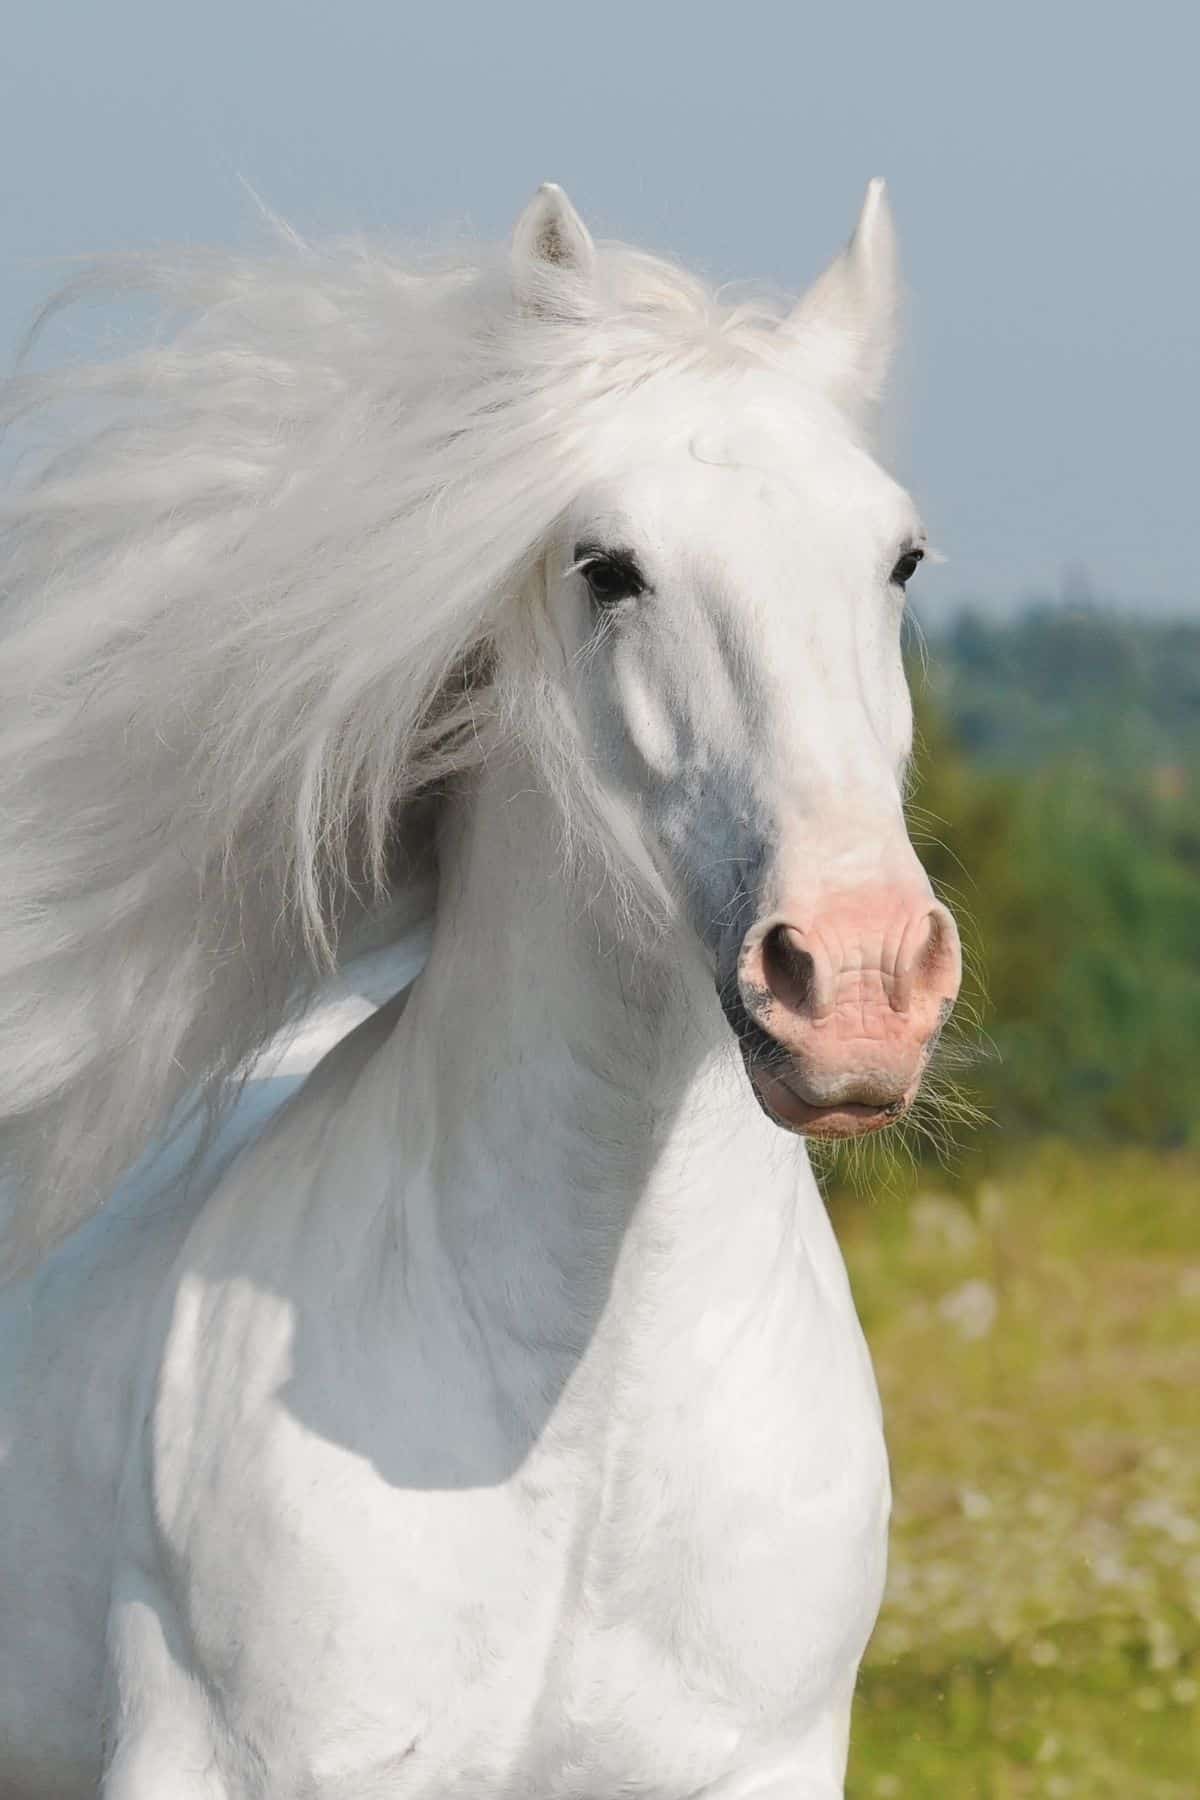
[2,1,1196,617]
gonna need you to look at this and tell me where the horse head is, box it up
[522,183,961,1139]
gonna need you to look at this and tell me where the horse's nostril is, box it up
[919,902,963,996]
[921,907,945,969]
[761,925,815,1014]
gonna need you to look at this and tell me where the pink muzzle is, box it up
[735,886,962,1137]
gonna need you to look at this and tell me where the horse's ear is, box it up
[511,183,595,312]
[780,179,900,423]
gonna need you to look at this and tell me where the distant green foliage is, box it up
[929,606,1200,769]
[906,610,1200,1148]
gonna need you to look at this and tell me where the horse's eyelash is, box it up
[567,545,649,593]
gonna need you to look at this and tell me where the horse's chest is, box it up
[143,1259,888,1795]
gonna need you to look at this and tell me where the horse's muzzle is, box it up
[721,884,962,1139]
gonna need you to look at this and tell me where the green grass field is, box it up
[830,1144,1200,1798]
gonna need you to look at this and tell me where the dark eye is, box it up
[890,547,924,590]
[575,543,646,608]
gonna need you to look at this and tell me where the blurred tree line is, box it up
[907,607,1200,1148]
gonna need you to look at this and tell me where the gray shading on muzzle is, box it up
[588,580,779,993]
[655,755,772,969]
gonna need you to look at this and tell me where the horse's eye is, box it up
[890,547,924,590]
[575,545,645,608]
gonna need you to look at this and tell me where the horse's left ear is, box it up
[780,179,900,423]
[512,183,596,312]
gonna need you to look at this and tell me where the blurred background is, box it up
[3,3,1197,1792]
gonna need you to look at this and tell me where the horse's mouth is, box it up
[720,975,926,1140]
[745,1064,916,1140]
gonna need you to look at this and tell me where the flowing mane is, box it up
[0,224,794,1272]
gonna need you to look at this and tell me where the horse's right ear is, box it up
[511,184,595,312]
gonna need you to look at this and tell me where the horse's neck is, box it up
[391,756,812,1363]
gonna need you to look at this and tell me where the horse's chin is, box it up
[747,1067,915,1140]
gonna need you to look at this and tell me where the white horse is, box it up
[0,181,960,1798]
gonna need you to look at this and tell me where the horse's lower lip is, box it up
[749,1069,909,1139]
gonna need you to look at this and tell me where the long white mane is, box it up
[0,221,797,1273]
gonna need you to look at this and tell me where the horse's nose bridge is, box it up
[761,599,904,787]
